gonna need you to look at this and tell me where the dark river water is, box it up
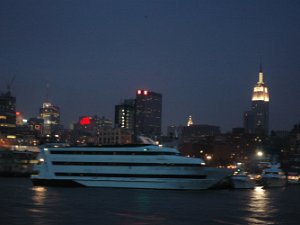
[0,178,299,225]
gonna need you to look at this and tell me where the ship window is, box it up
[54,172,207,179]
[50,150,179,156]
[52,161,201,167]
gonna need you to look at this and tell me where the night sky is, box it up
[0,0,299,133]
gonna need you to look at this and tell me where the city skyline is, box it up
[1,1,299,132]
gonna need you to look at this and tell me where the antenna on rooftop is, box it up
[259,56,263,73]
[7,74,16,94]
[46,82,50,101]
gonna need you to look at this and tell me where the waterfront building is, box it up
[39,101,61,136]
[115,99,135,130]
[134,90,162,140]
[73,115,112,133]
[181,124,221,143]
[0,91,16,135]
[167,125,183,139]
[244,64,270,135]
[72,115,114,145]
[97,127,132,145]
[16,111,26,126]
[27,118,44,137]
[161,125,184,148]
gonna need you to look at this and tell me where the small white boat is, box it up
[231,171,256,189]
[260,164,286,188]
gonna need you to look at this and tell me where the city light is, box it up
[206,155,212,160]
[257,151,264,157]
[7,135,16,139]
[80,117,91,125]
[137,89,148,95]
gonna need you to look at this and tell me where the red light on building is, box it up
[137,90,142,95]
[16,111,21,116]
[144,90,148,95]
[80,117,91,125]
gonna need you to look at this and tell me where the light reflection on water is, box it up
[245,186,278,224]
[31,186,47,206]
[1,178,299,225]
[29,186,67,225]
[112,190,168,225]
[28,186,49,225]
[115,211,166,225]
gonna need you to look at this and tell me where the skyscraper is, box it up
[134,90,162,140]
[39,101,60,135]
[115,99,135,130]
[187,115,194,127]
[244,64,270,135]
[0,91,16,135]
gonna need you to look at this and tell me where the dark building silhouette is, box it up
[72,115,132,145]
[181,124,221,143]
[115,99,135,130]
[134,90,162,140]
[244,64,269,135]
[74,115,112,135]
[0,91,16,135]
[27,118,44,137]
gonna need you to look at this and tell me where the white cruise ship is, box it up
[31,144,232,190]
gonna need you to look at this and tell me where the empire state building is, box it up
[244,65,270,135]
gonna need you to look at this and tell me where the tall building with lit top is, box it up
[244,65,270,135]
[134,90,162,140]
[39,102,60,135]
[187,115,193,126]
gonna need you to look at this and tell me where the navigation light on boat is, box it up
[38,158,45,164]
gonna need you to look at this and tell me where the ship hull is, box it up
[32,175,227,190]
[231,177,255,189]
[261,177,286,188]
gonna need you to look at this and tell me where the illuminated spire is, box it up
[46,83,50,101]
[258,58,264,84]
[187,115,193,126]
[252,62,269,102]
[258,71,264,84]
